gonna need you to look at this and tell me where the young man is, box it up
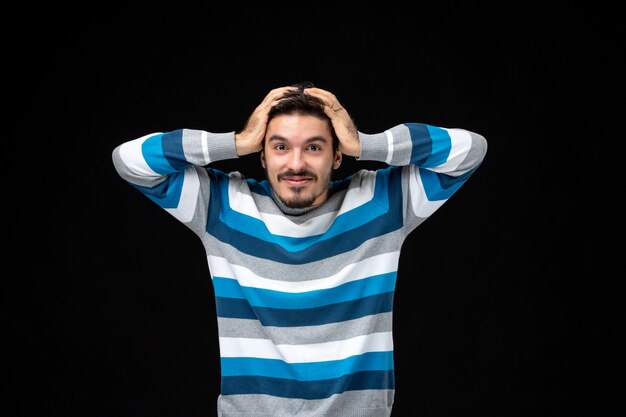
[112,82,488,417]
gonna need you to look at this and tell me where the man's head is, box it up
[261,82,342,209]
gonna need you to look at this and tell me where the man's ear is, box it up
[261,150,266,169]
[333,150,342,170]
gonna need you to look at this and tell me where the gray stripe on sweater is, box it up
[387,124,413,166]
[457,132,488,174]
[217,389,394,417]
[202,228,405,282]
[217,312,393,343]
[182,129,238,165]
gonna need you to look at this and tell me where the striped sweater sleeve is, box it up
[111,129,237,229]
[358,123,488,232]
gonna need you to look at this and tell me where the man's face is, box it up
[261,114,342,209]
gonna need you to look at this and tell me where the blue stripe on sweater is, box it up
[206,166,404,263]
[142,133,172,175]
[407,123,451,168]
[221,351,394,380]
[218,173,389,251]
[132,172,185,209]
[420,165,477,201]
[137,130,189,208]
[221,370,394,399]
[161,130,189,171]
[142,130,189,174]
[215,292,394,326]
[212,272,397,309]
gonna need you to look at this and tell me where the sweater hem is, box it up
[217,407,392,417]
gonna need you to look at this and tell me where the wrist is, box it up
[235,133,260,156]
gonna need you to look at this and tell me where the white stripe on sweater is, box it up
[429,128,472,173]
[219,331,393,362]
[200,131,210,164]
[226,172,377,238]
[118,134,161,178]
[165,166,199,223]
[408,165,447,218]
[208,251,400,292]
[385,130,394,165]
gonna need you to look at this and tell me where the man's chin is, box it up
[278,191,316,209]
[283,198,316,209]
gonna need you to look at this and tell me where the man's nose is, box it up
[287,150,306,171]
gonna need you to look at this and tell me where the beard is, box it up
[267,168,332,209]
[279,186,319,209]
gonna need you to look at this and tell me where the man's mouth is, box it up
[279,172,316,186]
[281,175,312,186]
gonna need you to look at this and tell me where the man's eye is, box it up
[275,144,286,151]
[309,145,321,151]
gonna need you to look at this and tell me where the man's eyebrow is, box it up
[267,135,329,143]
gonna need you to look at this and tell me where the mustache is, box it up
[278,170,317,180]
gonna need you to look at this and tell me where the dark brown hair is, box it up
[267,81,339,152]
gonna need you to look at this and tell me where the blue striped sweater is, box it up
[112,123,487,417]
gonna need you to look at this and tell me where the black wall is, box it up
[7,4,621,417]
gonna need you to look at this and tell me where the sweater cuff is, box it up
[357,131,390,163]
[201,131,239,163]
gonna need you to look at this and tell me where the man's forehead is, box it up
[266,116,332,145]
[267,114,331,133]
[267,135,329,144]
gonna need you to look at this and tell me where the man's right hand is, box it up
[235,86,296,156]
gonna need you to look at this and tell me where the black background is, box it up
[7,4,622,417]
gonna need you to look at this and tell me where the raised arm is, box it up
[112,130,237,186]
[361,122,488,232]
[305,85,488,232]
[111,128,239,230]
[304,86,487,177]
